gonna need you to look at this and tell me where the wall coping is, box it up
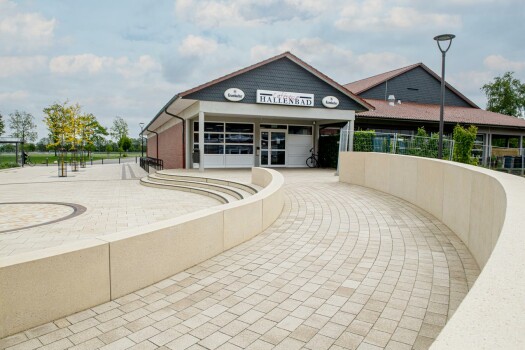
[338,152,525,349]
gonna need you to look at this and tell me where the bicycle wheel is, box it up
[306,156,316,168]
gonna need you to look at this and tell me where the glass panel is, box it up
[261,124,287,129]
[200,122,222,132]
[193,122,224,132]
[226,123,253,133]
[288,125,312,135]
[225,134,253,144]
[261,132,269,150]
[226,145,253,154]
[271,150,285,165]
[261,151,268,166]
[194,133,224,143]
[271,132,286,150]
[204,145,224,154]
[203,133,223,143]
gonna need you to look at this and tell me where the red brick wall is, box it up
[147,122,184,169]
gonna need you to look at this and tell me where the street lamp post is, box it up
[434,34,455,159]
[139,122,145,158]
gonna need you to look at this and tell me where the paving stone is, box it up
[0,168,481,350]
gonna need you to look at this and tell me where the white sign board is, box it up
[224,88,245,102]
[322,96,339,108]
[256,90,314,107]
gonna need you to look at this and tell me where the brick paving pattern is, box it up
[0,169,479,349]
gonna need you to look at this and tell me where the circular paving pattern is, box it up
[0,202,87,234]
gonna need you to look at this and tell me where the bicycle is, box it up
[306,147,319,168]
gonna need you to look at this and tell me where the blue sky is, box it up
[1,0,524,139]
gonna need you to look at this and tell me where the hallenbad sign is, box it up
[224,88,245,102]
[256,90,314,107]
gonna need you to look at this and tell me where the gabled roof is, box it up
[358,99,525,129]
[344,63,479,109]
[179,51,374,110]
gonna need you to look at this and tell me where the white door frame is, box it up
[260,128,287,167]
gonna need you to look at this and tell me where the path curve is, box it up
[0,172,479,350]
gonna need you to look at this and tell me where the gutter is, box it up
[164,109,186,169]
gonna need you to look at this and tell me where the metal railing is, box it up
[140,157,163,172]
[340,131,455,161]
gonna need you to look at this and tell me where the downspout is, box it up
[146,129,159,159]
[164,109,186,169]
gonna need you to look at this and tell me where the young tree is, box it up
[481,71,525,118]
[8,110,38,145]
[110,116,129,143]
[43,102,74,154]
[0,112,5,136]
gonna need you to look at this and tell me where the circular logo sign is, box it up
[322,96,339,108]
[224,88,245,102]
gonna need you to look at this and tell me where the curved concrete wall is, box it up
[339,152,525,349]
[0,168,285,338]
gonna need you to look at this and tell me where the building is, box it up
[143,53,525,169]
[142,52,371,170]
[344,63,525,164]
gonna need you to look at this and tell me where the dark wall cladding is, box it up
[183,57,366,111]
[359,66,472,107]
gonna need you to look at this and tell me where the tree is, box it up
[0,112,4,136]
[481,71,525,118]
[119,135,132,153]
[8,110,38,144]
[43,102,75,154]
[110,116,129,143]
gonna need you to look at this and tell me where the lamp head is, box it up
[434,34,455,53]
[139,122,145,129]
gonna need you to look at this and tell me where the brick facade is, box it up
[147,122,184,169]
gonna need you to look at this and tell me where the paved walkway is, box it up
[0,164,217,257]
[0,169,479,350]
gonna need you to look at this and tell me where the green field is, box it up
[0,152,142,168]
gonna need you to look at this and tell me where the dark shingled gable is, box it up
[183,57,367,111]
[357,66,472,107]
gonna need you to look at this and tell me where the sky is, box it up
[1,0,524,140]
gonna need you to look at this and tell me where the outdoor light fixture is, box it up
[434,33,455,159]
[139,122,145,158]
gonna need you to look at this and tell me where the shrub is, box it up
[453,124,478,165]
[353,130,376,152]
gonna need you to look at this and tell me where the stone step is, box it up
[154,171,258,195]
[147,174,249,200]
[139,177,234,204]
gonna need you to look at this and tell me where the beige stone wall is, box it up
[339,152,525,349]
[0,168,285,338]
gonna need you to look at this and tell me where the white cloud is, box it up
[250,38,409,83]
[0,90,29,102]
[178,35,219,57]
[484,55,525,72]
[336,1,461,32]
[174,0,326,28]
[49,54,161,78]
[0,56,48,78]
[0,4,56,51]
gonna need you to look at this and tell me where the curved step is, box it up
[140,178,231,204]
[147,174,246,200]
[154,171,258,195]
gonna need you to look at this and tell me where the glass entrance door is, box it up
[260,130,286,166]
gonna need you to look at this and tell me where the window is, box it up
[288,125,312,135]
[226,123,253,133]
[194,121,254,156]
